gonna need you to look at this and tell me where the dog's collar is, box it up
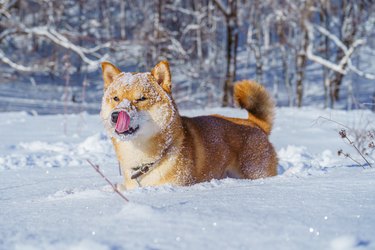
[130,162,155,180]
[130,157,164,188]
[129,140,174,184]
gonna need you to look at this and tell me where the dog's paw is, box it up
[101,183,127,192]
[115,183,127,192]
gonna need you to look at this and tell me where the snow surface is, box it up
[1,108,375,250]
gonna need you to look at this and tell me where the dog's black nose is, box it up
[111,111,119,123]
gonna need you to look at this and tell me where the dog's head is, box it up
[100,61,176,141]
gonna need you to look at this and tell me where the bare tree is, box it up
[0,0,374,111]
[213,0,239,107]
[0,0,109,76]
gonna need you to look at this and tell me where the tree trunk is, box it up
[330,66,345,105]
[321,2,331,108]
[281,47,292,106]
[254,43,263,83]
[296,31,308,108]
[347,79,353,110]
[222,0,238,107]
[193,0,203,60]
[77,0,84,74]
[330,1,357,103]
[148,0,163,66]
[248,25,263,84]
[222,22,234,107]
[120,0,126,40]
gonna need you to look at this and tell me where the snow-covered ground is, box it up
[1,107,374,250]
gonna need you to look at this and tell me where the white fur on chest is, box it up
[138,153,178,185]
[115,139,185,187]
[114,141,155,169]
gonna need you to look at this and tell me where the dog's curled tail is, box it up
[234,80,275,135]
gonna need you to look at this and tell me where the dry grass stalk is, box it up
[87,159,129,202]
[338,129,373,168]
[316,116,374,169]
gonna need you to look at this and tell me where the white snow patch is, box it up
[0,133,115,170]
[330,235,369,250]
[15,240,110,250]
[117,202,157,219]
[278,145,314,175]
[278,145,347,176]
[77,133,112,155]
[18,141,68,153]
[48,188,105,201]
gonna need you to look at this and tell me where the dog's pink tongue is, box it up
[115,111,130,133]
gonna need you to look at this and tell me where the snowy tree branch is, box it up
[305,21,346,74]
[348,63,375,80]
[0,16,110,73]
[0,28,18,41]
[304,21,375,79]
[24,27,109,67]
[0,0,17,18]
[314,24,366,69]
[0,49,50,73]
[168,37,188,57]
[212,0,230,17]
[306,44,347,74]
[165,5,200,16]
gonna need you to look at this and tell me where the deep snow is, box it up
[0,108,375,250]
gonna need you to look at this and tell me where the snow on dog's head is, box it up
[100,61,176,141]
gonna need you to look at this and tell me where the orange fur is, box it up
[234,80,275,135]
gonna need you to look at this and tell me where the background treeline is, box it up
[0,0,374,110]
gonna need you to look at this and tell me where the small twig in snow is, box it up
[87,160,129,202]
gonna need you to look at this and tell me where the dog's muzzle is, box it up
[111,110,139,136]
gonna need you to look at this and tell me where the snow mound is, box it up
[278,145,343,176]
[18,141,68,153]
[117,202,158,219]
[76,133,112,155]
[48,187,106,201]
[330,235,370,250]
[15,240,111,250]
[0,133,115,170]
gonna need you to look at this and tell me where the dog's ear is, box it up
[101,62,121,91]
[151,61,171,94]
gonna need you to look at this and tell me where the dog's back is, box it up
[180,80,277,183]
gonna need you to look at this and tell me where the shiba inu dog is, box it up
[100,61,277,189]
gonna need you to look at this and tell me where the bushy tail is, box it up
[234,80,275,135]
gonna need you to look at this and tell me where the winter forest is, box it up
[1,0,374,113]
[2,1,375,249]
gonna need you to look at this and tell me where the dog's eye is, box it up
[113,96,120,102]
[136,96,147,102]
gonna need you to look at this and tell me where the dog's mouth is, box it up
[112,110,139,137]
[115,125,139,136]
